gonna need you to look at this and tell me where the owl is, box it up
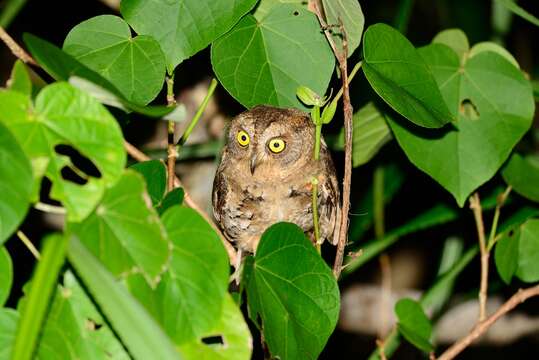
[212,105,341,254]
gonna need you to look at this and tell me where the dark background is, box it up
[1,0,538,359]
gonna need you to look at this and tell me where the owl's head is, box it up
[226,105,315,176]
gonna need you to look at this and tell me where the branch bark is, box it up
[436,284,539,360]
[0,26,37,65]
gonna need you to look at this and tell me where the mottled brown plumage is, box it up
[212,105,340,253]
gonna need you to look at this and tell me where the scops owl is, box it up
[212,105,341,253]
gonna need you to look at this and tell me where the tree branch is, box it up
[0,26,37,65]
[469,192,488,322]
[436,284,539,360]
[124,140,237,265]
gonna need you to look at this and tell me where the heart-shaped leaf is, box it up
[128,206,229,345]
[130,160,167,206]
[70,170,171,287]
[0,247,13,306]
[244,222,340,360]
[495,227,520,284]
[0,122,32,244]
[388,41,534,206]
[395,298,433,352]
[156,187,184,216]
[0,84,125,221]
[253,0,305,20]
[211,4,335,110]
[179,294,252,360]
[502,153,539,202]
[516,218,539,283]
[432,28,469,62]
[362,23,453,128]
[121,0,258,72]
[322,0,364,57]
[63,15,166,106]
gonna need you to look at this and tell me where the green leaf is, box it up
[495,227,520,284]
[8,60,32,96]
[245,222,339,360]
[70,170,170,287]
[337,102,392,167]
[11,233,67,360]
[156,187,184,216]
[130,160,167,206]
[0,247,13,306]
[322,0,364,57]
[121,0,257,73]
[63,15,166,106]
[388,42,534,206]
[502,153,539,202]
[178,294,252,360]
[469,42,519,69]
[395,298,433,352]
[67,236,181,360]
[128,206,229,345]
[37,272,130,360]
[516,219,539,283]
[362,23,453,128]
[23,33,173,118]
[0,308,18,359]
[0,122,32,244]
[432,28,469,62]
[494,0,539,27]
[253,0,305,20]
[211,4,335,110]
[0,84,126,221]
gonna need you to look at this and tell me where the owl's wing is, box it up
[319,150,341,246]
[212,164,227,224]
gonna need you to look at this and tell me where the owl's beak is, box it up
[250,154,261,175]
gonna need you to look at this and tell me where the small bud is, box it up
[296,85,319,106]
[321,99,337,124]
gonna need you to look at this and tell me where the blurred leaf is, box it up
[8,60,32,96]
[23,34,173,117]
[494,0,539,27]
[179,294,252,360]
[211,4,334,110]
[11,233,66,360]
[395,298,433,352]
[389,42,534,206]
[67,236,181,360]
[0,122,32,244]
[70,170,170,287]
[516,219,539,282]
[36,272,129,360]
[432,28,469,62]
[128,206,229,345]
[156,187,184,216]
[502,153,539,202]
[244,222,339,360]
[121,0,257,73]
[492,0,514,35]
[393,0,414,33]
[0,247,13,306]
[362,23,453,128]
[495,227,520,284]
[0,0,27,28]
[337,102,392,167]
[0,83,126,222]
[63,15,166,106]
[322,0,364,57]
[469,42,519,68]
[0,308,18,358]
[130,160,167,206]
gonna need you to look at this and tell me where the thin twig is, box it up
[16,230,40,259]
[436,284,539,360]
[0,26,37,65]
[469,192,488,322]
[124,140,237,265]
[166,74,177,192]
[375,339,388,360]
[487,186,512,251]
[34,202,66,215]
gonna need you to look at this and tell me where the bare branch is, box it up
[436,284,539,360]
[469,192,488,321]
[0,26,37,65]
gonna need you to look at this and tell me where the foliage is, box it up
[0,0,538,359]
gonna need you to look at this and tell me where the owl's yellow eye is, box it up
[236,130,250,147]
[268,138,286,153]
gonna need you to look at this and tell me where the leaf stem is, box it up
[16,230,40,259]
[314,124,322,161]
[469,192,488,322]
[333,61,362,103]
[487,186,512,251]
[177,78,218,147]
[166,73,177,192]
[34,202,66,215]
